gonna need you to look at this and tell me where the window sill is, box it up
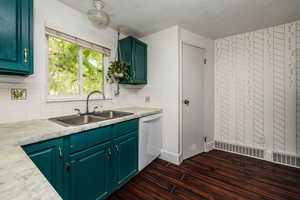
[46,96,112,103]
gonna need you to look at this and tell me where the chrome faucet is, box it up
[86,90,105,114]
[74,90,105,115]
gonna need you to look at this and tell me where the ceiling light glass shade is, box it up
[87,0,110,29]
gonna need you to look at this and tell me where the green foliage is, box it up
[48,36,104,96]
[82,48,104,94]
[106,61,132,84]
[48,37,80,95]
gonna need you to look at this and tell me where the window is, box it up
[48,36,80,95]
[46,27,110,98]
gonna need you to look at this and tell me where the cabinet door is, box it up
[0,0,18,62]
[132,39,147,84]
[23,138,64,197]
[113,131,138,189]
[0,0,33,75]
[119,36,147,85]
[69,142,112,200]
[20,0,33,74]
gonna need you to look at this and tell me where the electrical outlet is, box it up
[145,96,151,103]
[11,88,27,100]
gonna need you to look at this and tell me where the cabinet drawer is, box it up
[113,119,138,138]
[69,126,112,154]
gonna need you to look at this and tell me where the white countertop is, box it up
[0,107,162,200]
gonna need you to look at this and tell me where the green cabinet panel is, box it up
[0,0,17,62]
[23,138,64,197]
[133,40,147,83]
[113,119,139,138]
[69,126,112,154]
[119,36,147,84]
[68,142,112,200]
[113,132,138,189]
[0,0,33,75]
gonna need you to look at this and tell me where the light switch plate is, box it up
[145,96,151,103]
[11,88,27,100]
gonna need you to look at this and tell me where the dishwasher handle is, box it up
[142,114,162,124]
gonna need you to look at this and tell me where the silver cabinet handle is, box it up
[24,48,29,64]
[108,148,112,159]
[115,145,119,153]
[58,146,63,158]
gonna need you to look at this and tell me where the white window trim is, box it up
[45,34,111,102]
[45,27,111,56]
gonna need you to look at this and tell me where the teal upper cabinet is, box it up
[0,0,33,75]
[23,138,64,198]
[119,36,147,84]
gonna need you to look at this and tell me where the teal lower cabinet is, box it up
[22,138,64,197]
[68,142,112,200]
[113,131,138,189]
[22,119,139,200]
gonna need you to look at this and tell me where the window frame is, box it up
[46,34,108,102]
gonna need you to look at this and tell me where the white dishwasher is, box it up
[139,113,162,171]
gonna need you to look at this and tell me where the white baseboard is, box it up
[265,150,273,161]
[213,140,300,168]
[160,149,181,165]
[205,141,215,152]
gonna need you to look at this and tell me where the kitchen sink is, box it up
[50,115,107,127]
[93,110,134,119]
[50,110,134,127]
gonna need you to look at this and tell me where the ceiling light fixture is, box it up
[87,0,110,29]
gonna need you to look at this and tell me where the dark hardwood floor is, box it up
[107,150,300,200]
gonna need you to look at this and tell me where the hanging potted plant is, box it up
[106,60,132,84]
[106,31,132,95]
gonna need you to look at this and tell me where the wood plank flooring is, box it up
[107,150,300,200]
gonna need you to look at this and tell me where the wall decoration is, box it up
[11,88,27,100]
[215,20,300,155]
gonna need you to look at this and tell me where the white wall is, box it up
[142,26,181,164]
[215,20,300,156]
[0,0,151,124]
[142,27,215,164]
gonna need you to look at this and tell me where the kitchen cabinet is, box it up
[23,119,139,200]
[0,0,33,75]
[113,131,138,189]
[119,36,147,84]
[23,138,64,197]
[68,141,112,200]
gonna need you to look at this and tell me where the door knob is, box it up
[184,99,190,105]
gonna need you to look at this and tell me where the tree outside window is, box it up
[48,36,104,96]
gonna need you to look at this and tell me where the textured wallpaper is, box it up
[215,20,300,155]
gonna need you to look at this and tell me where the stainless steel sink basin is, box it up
[50,110,134,127]
[94,110,134,119]
[50,115,107,127]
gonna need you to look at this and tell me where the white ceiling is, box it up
[59,0,300,39]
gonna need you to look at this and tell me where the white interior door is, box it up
[182,43,205,160]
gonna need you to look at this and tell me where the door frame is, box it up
[178,40,207,163]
